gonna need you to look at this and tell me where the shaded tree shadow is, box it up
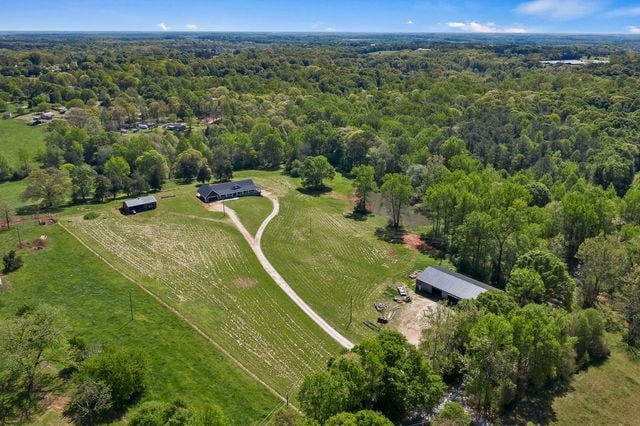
[296,186,332,197]
[344,209,372,222]
[374,224,407,244]
[501,381,573,425]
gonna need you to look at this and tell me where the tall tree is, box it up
[300,155,335,189]
[70,164,97,202]
[21,168,71,209]
[174,149,206,183]
[135,150,169,191]
[380,173,412,228]
[351,164,376,213]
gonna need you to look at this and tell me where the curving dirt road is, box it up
[218,192,355,350]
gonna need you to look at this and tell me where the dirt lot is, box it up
[393,289,438,346]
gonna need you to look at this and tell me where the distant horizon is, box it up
[6,0,640,34]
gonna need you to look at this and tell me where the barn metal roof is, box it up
[123,196,157,208]
[416,266,495,300]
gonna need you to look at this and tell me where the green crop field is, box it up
[235,170,442,341]
[0,223,279,424]
[0,119,45,167]
[64,185,340,396]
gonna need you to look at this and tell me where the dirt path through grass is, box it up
[209,192,355,350]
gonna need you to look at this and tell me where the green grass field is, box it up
[0,223,279,424]
[0,119,45,167]
[552,335,640,425]
[227,195,274,236]
[0,179,29,208]
[64,185,340,396]
[236,170,442,341]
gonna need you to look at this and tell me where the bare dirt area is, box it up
[235,277,257,288]
[403,233,440,256]
[393,290,437,346]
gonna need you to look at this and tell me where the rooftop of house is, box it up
[123,195,157,208]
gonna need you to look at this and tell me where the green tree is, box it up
[70,164,97,202]
[433,402,470,426]
[463,314,517,417]
[301,155,335,189]
[380,173,412,228]
[299,371,350,424]
[506,267,546,306]
[21,168,71,209]
[576,234,629,308]
[0,305,69,421]
[135,150,169,191]
[325,410,393,426]
[352,164,377,213]
[104,156,131,194]
[623,268,640,347]
[569,308,609,367]
[93,175,112,203]
[197,163,212,184]
[514,250,575,310]
[0,154,12,181]
[174,149,207,183]
[80,347,146,407]
[64,379,113,425]
[1,201,15,229]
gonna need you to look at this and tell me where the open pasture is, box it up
[66,196,340,395]
[0,223,279,424]
[236,170,442,341]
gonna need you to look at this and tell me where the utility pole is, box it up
[222,201,226,217]
[347,294,353,329]
[129,289,134,321]
[16,225,22,247]
[309,213,311,239]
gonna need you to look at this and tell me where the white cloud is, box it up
[516,0,602,20]
[407,20,415,25]
[186,24,198,30]
[325,27,336,32]
[627,25,640,33]
[608,7,640,17]
[157,22,170,31]
[446,21,527,33]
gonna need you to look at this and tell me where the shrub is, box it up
[64,379,113,425]
[433,402,471,426]
[2,250,23,273]
[83,212,100,220]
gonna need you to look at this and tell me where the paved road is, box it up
[223,193,355,350]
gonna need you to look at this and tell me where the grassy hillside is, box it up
[64,185,340,395]
[237,170,442,341]
[0,223,279,424]
[552,335,640,425]
[0,119,45,167]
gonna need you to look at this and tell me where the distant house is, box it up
[122,195,157,214]
[415,266,496,303]
[196,179,261,203]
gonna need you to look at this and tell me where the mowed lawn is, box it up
[65,186,340,395]
[0,119,45,167]
[0,179,29,208]
[236,170,442,341]
[552,335,640,425]
[227,195,274,236]
[0,223,279,424]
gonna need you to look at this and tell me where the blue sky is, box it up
[4,0,640,34]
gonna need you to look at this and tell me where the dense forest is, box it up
[2,33,640,424]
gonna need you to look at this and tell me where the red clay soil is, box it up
[403,233,441,256]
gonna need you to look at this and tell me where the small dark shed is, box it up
[122,195,157,214]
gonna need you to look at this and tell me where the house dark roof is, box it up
[123,195,157,208]
[416,266,495,300]
[197,179,259,199]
